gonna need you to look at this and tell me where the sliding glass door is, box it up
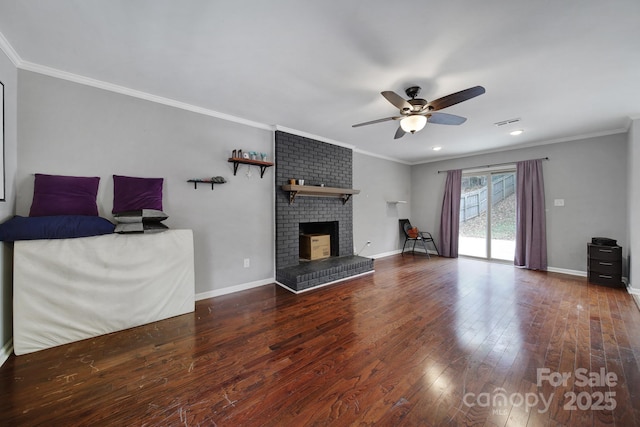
[459,170,516,261]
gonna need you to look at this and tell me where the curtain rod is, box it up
[437,157,549,174]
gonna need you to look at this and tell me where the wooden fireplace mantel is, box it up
[281,184,360,205]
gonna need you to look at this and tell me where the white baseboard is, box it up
[627,281,640,310]
[627,282,640,295]
[369,249,402,259]
[365,248,439,259]
[195,277,275,301]
[546,271,639,311]
[190,264,640,312]
[628,287,640,296]
[0,338,13,367]
[276,270,375,294]
[546,267,587,277]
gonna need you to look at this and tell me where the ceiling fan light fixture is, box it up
[353,85,484,139]
[400,115,427,133]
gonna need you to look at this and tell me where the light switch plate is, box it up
[554,199,565,206]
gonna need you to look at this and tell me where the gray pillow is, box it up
[113,209,168,223]
[114,222,169,234]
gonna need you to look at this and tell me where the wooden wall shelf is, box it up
[281,184,360,205]
[228,157,274,178]
[187,179,225,190]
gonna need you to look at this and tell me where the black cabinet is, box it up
[587,244,623,287]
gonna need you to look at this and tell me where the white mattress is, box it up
[13,230,195,355]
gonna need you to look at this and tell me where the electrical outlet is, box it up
[244,258,250,268]
[554,199,565,207]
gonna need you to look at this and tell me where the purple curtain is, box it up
[439,169,462,257]
[514,159,547,270]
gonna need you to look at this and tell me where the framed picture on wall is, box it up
[0,80,4,201]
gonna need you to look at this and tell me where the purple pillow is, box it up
[112,175,163,214]
[29,174,100,217]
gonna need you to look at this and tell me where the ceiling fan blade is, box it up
[427,112,467,125]
[381,91,412,112]
[394,126,406,139]
[427,86,486,111]
[352,116,401,128]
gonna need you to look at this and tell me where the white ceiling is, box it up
[1,0,639,164]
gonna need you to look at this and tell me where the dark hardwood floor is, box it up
[1,255,640,426]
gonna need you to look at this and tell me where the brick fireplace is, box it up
[275,131,374,292]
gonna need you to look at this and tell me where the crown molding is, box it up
[0,30,21,66]
[411,127,629,166]
[2,26,272,131]
[273,125,355,150]
[19,60,272,131]
[4,29,630,168]
[353,147,411,165]
[2,27,271,132]
[0,34,409,167]
[274,125,409,165]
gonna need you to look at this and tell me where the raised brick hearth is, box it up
[275,131,373,292]
[277,255,374,292]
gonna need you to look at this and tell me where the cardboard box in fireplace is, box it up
[300,234,330,260]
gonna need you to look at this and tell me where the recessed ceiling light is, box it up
[510,129,524,136]
[432,146,442,151]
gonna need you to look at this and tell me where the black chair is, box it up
[399,219,440,257]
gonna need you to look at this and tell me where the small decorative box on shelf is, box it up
[228,158,274,178]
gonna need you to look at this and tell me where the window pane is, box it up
[490,172,516,261]
[459,174,487,258]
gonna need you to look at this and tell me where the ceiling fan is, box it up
[352,85,486,139]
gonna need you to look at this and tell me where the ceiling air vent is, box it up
[494,118,521,127]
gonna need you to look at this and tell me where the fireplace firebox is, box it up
[299,221,339,258]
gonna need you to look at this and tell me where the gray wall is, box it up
[0,48,17,352]
[353,152,411,257]
[411,133,628,273]
[628,119,639,292]
[17,71,274,296]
